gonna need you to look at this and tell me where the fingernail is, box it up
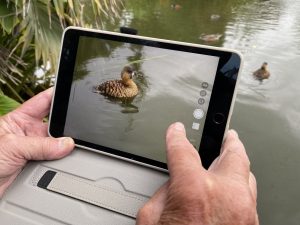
[228,129,239,138]
[58,137,74,150]
[173,122,185,131]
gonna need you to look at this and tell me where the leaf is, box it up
[1,16,19,33]
[68,0,74,10]
[0,2,11,16]
[0,94,20,115]
[0,2,19,33]
[53,0,65,19]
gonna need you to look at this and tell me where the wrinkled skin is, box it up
[0,88,74,197]
[137,123,259,225]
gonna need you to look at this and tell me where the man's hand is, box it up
[137,122,258,225]
[0,88,74,197]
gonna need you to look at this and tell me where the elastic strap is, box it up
[38,170,148,218]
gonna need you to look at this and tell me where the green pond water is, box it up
[96,0,300,224]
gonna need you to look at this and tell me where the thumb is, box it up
[166,122,204,180]
[3,134,75,161]
[213,130,250,182]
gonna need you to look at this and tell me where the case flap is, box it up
[0,148,168,225]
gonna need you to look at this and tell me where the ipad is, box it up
[49,27,242,170]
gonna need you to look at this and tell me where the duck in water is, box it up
[253,62,270,81]
[210,14,221,21]
[171,3,182,10]
[96,66,138,98]
[199,33,222,42]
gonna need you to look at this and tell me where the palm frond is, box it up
[2,0,123,71]
[0,45,27,101]
[0,0,123,102]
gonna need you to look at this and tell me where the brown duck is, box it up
[96,66,138,98]
[253,62,270,80]
[199,33,222,42]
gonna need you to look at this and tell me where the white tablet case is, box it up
[0,27,241,224]
[0,148,168,224]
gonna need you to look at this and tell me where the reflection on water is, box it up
[97,0,300,224]
[97,95,139,113]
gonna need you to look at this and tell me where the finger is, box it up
[249,172,257,200]
[136,183,168,225]
[255,213,259,225]
[16,88,53,119]
[166,122,203,180]
[213,130,250,181]
[2,134,74,161]
[207,155,220,171]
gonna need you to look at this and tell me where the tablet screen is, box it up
[63,36,219,164]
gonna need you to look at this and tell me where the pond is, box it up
[99,0,300,224]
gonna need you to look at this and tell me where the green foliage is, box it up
[0,0,122,106]
[0,3,19,33]
[0,91,20,115]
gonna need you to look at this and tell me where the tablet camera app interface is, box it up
[63,36,219,164]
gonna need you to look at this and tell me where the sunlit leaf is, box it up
[0,94,20,115]
[68,0,74,10]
